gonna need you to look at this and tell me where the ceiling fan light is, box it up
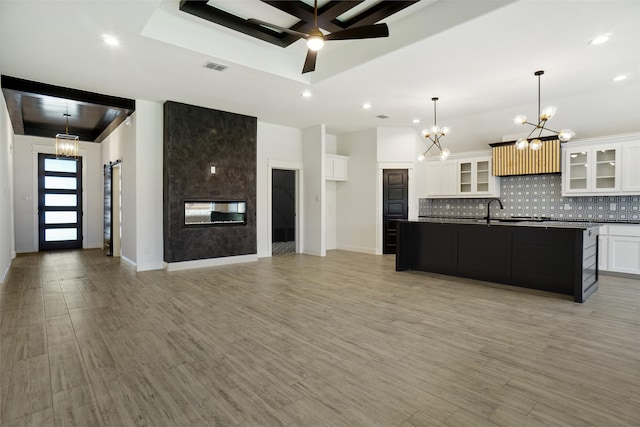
[515,138,529,150]
[529,139,543,150]
[514,114,527,125]
[540,106,557,121]
[439,148,450,161]
[558,129,575,142]
[307,35,324,51]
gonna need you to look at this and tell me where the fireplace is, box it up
[184,201,246,226]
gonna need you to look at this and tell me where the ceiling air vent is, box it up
[376,114,390,119]
[204,61,228,71]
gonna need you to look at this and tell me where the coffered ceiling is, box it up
[1,0,638,152]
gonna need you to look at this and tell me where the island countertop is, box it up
[406,217,602,229]
[396,219,599,302]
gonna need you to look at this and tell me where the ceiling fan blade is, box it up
[247,18,309,38]
[325,23,389,41]
[302,49,318,74]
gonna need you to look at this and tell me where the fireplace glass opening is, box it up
[184,201,246,226]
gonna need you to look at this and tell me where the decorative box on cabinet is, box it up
[325,154,348,181]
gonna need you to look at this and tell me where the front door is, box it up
[383,169,408,254]
[38,154,83,251]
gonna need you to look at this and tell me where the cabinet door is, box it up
[608,236,640,274]
[565,149,589,192]
[442,162,458,196]
[459,162,473,194]
[592,146,619,191]
[332,157,348,180]
[622,142,640,193]
[598,235,608,271]
[425,162,443,196]
[475,160,490,193]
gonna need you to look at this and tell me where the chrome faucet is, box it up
[486,198,504,225]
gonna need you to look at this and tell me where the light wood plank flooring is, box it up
[1,249,639,426]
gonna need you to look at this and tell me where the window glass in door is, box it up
[38,154,83,250]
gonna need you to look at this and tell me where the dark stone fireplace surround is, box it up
[163,101,257,263]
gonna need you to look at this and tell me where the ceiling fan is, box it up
[248,0,390,73]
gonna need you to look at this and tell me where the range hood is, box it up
[490,137,560,176]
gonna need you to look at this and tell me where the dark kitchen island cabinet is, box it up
[396,220,599,303]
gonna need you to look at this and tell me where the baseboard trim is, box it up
[165,254,258,272]
[600,271,640,280]
[336,244,377,255]
[120,255,136,267]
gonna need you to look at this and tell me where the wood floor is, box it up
[1,249,639,427]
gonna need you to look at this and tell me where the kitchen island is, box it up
[396,218,599,302]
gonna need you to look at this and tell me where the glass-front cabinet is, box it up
[563,144,620,195]
[458,157,494,196]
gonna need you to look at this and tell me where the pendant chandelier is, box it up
[55,110,79,158]
[418,97,451,161]
[513,70,574,150]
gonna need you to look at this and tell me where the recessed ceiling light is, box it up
[362,102,372,110]
[102,34,119,46]
[589,33,611,45]
[412,119,420,124]
[612,74,628,82]
[302,90,312,98]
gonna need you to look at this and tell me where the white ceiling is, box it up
[1,0,639,153]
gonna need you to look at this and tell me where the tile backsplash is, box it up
[419,174,640,222]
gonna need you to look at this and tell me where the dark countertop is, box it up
[409,217,602,229]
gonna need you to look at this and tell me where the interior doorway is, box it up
[38,154,83,251]
[272,169,296,255]
[382,169,408,254]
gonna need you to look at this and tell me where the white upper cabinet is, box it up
[426,161,458,197]
[562,134,639,196]
[425,153,499,198]
[325,154,349,181]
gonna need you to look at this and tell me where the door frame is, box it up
[267,160,303,257]
[32,145,88,251]
[376,162,415,255]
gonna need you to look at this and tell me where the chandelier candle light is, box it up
[419,97,451,161]
[55,112,79,158]
[513,70,574,150]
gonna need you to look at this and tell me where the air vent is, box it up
[204,61,228,71]
[376,114,390,119]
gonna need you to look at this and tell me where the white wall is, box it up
[325,134,337,250]
[0,92,15,283]
[256,121,303,257]
[302,125,325,256]
[13,135,102,253]
[134,100,164,272]
[101,111,137,264]
[336,128,378,254]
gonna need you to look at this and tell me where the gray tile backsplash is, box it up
[419,173,640,222]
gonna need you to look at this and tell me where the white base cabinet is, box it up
[599,224,640,275]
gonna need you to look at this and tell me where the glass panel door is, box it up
[476,160,489,192]
[38,154,83,250]
[568,150,588,190]
[459,162,472,193]
[594,148,617,190]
